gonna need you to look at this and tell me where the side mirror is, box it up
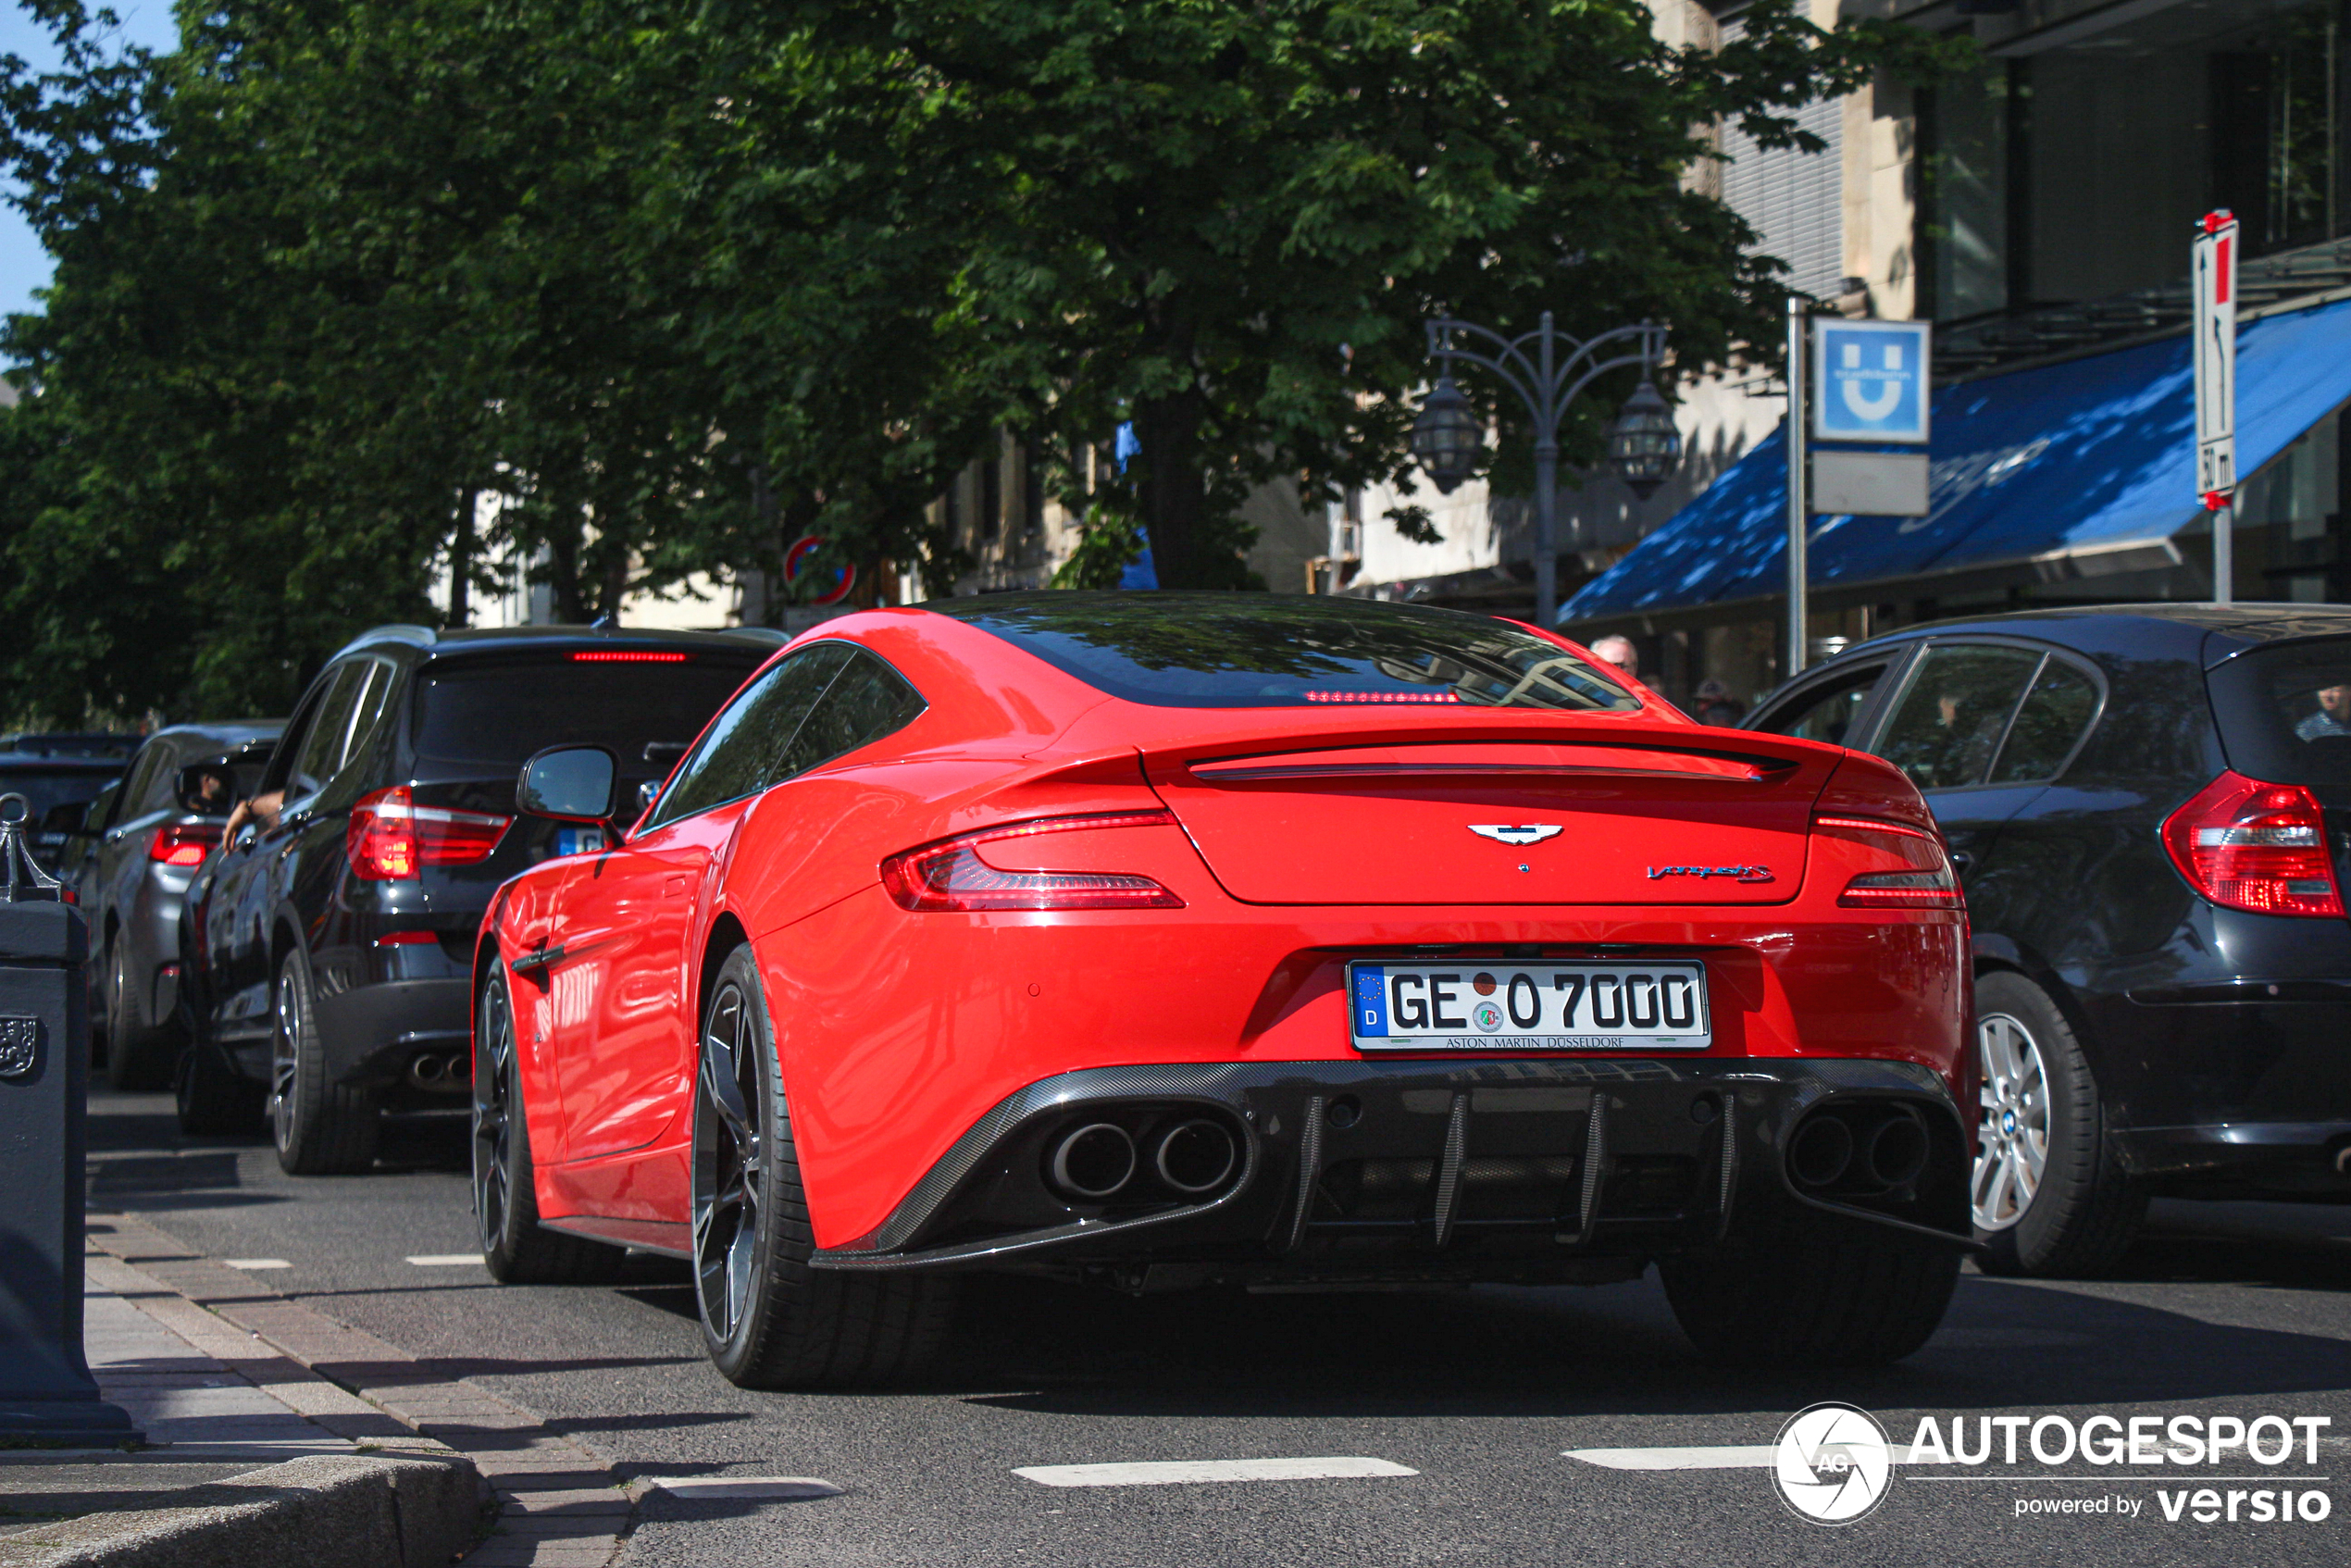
[175,762,239,817]
[516,746,618,824]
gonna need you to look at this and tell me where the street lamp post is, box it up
[1411,313,1676,627]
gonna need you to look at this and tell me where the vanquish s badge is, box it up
[1647,864,1775,883]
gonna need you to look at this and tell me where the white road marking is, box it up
[224,1259,291,1271]
[403,1254,485,1266]
[647,1477,844,1500]
[1566,1445,1944,1470]
[1014,1457,1418,1488]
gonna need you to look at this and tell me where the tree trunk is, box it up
[1132,387,1208,588]
[547,516,586,623]
[447,489,475,627]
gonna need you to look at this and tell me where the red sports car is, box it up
[472,593,1973,1386]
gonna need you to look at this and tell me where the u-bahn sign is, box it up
[1811,319,1931,444]
[2193,210,2239,502]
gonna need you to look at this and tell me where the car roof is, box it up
[1820,603,2351,671]
[329,623,790,665]
[144,720,284,746]
[0,755,121,774]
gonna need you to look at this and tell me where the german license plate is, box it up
[1347,961,1710,1052]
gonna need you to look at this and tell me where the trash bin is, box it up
[0,791,136,1441]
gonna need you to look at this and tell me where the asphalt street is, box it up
[86,1086,2351,1567]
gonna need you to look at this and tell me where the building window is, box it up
[1717,13,1846,302]
[1921,0,2346,322]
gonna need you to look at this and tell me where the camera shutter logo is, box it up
[1773,1402,1893,1524]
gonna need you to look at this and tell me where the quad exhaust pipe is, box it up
[407,1052,470,1091]
[1786,1102,1931,1197]
[1045,1116,1242,1201]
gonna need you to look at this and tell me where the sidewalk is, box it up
[65,1214,640,1567]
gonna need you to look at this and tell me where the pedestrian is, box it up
[1589,635,1639,681]
[1693,679,1745,728]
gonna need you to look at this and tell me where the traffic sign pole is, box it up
[1786,300,1809,679]
[2193,210,2239,604]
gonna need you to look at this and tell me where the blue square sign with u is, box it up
[1812,319,1931,444]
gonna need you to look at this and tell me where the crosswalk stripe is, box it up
[1014,1457,1418,1487]
[403,1254,485,1266]
[224,1259,291,1270]
[1566,1445,1943,1470]
[648,1476,843,1501]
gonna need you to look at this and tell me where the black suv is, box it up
[177,623,780,1170]
[1745,604,2351,1275]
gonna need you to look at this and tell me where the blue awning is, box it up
[1561,293,2351,624]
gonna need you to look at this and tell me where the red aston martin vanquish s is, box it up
[471,593,1973,1386]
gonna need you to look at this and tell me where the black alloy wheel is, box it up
[267,949,378,1175]
[690,945,954,1388]
[474,967,624,1284]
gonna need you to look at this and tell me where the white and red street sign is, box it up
[2193,210,2238,506]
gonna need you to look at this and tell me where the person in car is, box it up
[220,788,283,844]
[2294,681,2351,740]
[1694,678,1745,727]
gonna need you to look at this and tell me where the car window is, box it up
[1988,657,2098,784]
[118,743,171,817]
[1753,662,1890,748]
[2206,635,2351,786]
[412,653,760,771]
[337,659,398,778]
[286,663,368,801]
[777,647,927,779]
[1872,644,2045,792]
[927,591,1641,712]
[648,644,852,828]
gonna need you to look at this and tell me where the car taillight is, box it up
[1815,814,1963,909]
[2160,770,2344,918]
[348,786,512,881]
[880,811,1187,912]
[149,823,221,867]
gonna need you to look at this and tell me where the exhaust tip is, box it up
[1788,1114,1854,1190]
[1049,1123,1138,1201]
[2335,1143,2351,1176]
[1153,1119,1238,1195]
[1865,1108,1930,1188]
[408,1052,445,1089]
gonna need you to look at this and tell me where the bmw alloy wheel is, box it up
[269,964,305,1152]
[1972,1011,2049,1231]
[473,977,517,1255]
[691,981,765,1346]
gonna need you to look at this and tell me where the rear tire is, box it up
[269,949,378,1175]
[1661,1216,1961,1368]
[104,938,176,1090]
[474,966,627,1284]
[1970,970,2145,1278]
[175,1037,264,1136]
[692,946,954,1389]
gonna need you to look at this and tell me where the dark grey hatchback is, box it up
[1745,605,2351,1276]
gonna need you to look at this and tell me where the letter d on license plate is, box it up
[1348,961,1710,1052]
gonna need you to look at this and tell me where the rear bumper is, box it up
[310,977,471,1092]
[2118,1120,2351,1195]
[809,1056,1973,1280]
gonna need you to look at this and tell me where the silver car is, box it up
[78,723,280,1089]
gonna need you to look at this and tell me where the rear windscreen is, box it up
[925,592,1643,712]
[2208,637,2351,785]
[0,768,117,823]
[414,655,764,769]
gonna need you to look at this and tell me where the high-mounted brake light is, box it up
[881,811,1187,912]
[570,650,690,663]
[1815,814,1963,909]
[149,822,221,867]
[2161,771,2344,918]
[348,786,512,881]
